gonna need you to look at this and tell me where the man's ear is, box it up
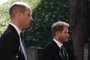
[20,13,23,17]
[15,12,20,18]
[56,31,60,36]
[16,11,20,16]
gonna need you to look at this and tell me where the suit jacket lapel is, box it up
[8,25,24,59]
[51,41,64,58]
[52,41,69,60]
[8,24,19,37]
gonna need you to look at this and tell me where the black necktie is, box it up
[61,46,68,60]
[20,33,27,60]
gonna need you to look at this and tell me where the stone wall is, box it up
[26,46,43,60]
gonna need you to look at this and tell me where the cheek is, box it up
[62,34,67,39]
[24,17,28,22]
[26,16,30,22]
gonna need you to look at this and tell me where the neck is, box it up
[11,20,23,31]
[54,36,63,44]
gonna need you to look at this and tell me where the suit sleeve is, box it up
[0,33,18,60]
[40,47,54,60]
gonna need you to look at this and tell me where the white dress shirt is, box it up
[53,38,63,49]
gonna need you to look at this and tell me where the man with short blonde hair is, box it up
[0,2,32,60]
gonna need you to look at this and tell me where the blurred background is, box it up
[0,0,90,60]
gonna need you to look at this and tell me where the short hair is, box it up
[51,21,70,36]
[9,2,31,18]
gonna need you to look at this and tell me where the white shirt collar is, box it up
[53,38,63,48]
[9,22,22,36]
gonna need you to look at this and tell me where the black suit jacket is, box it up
[0,25,25,60]
[40,41,68,60]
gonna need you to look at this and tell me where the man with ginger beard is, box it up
[41,21,70,60]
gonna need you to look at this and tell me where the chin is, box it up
[64,39,68,43]
[66,39,69,41]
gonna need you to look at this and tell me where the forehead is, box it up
[27,7,32,12]
[24,8,32,13]
[63,26,68,31]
